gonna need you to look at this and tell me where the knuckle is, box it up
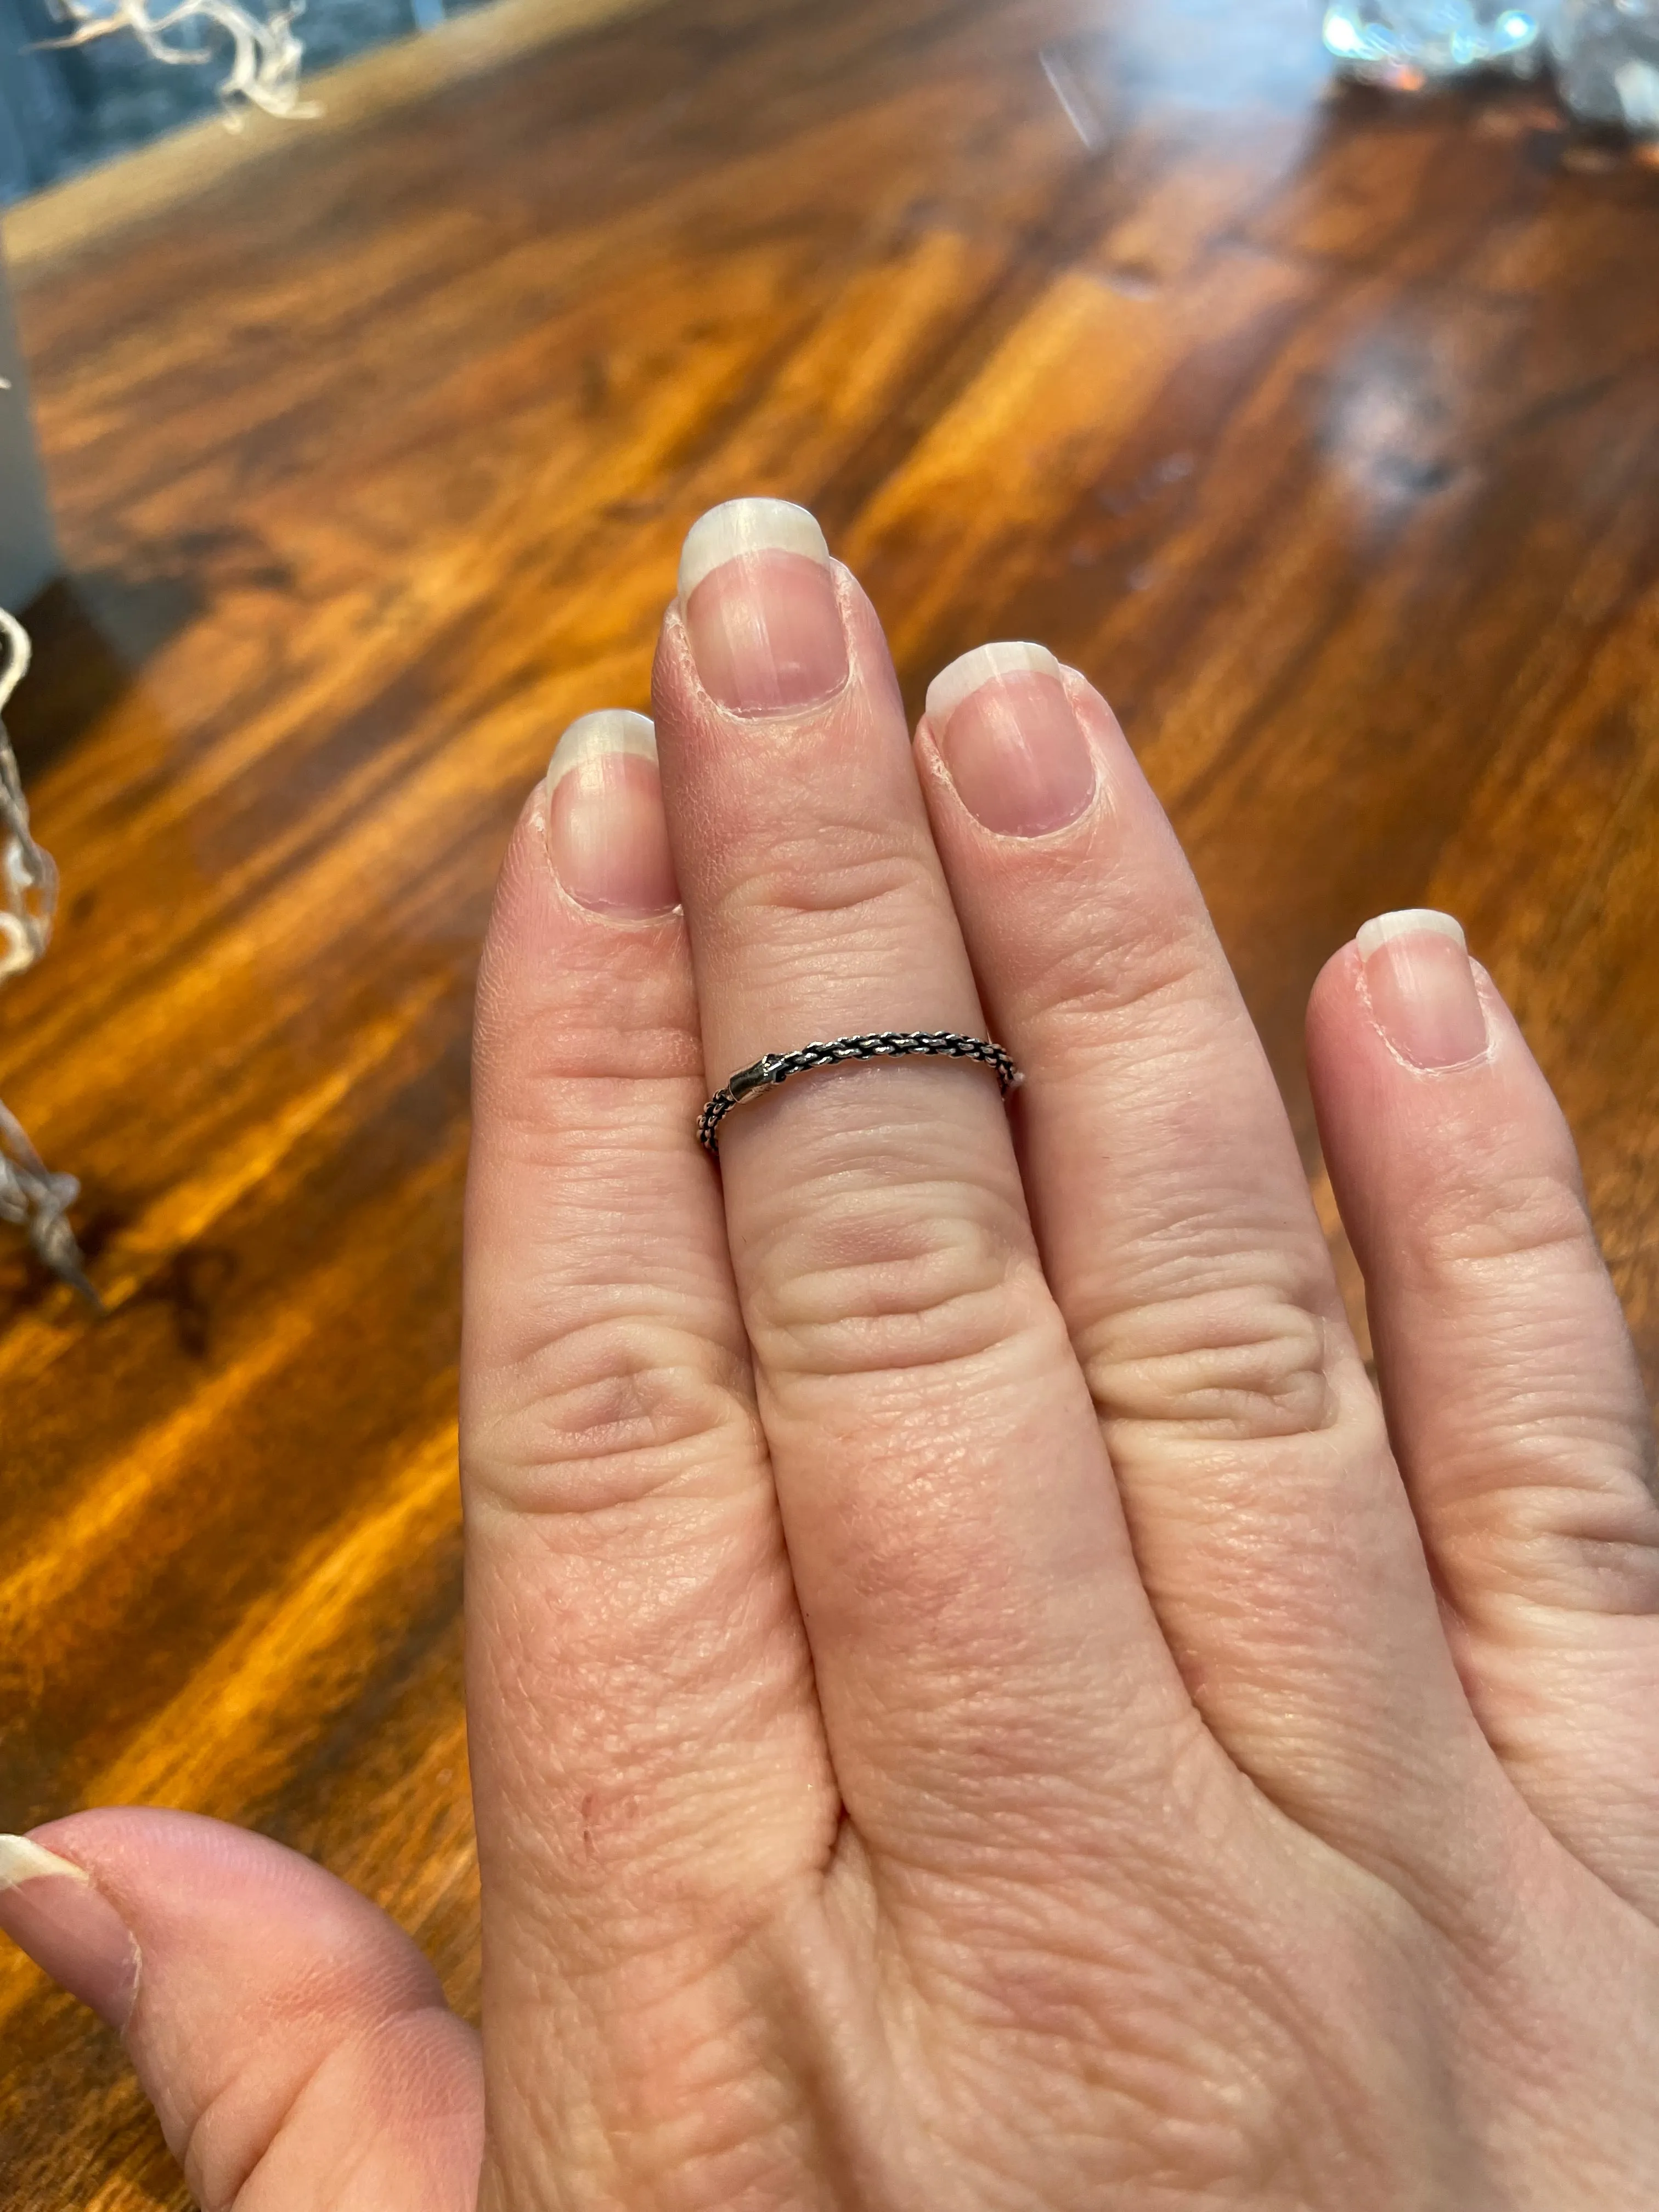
[1421,1156,1592,1270]
[746,1182,1039,1382]
[1448,1478,1659,1618]
[1020,899,1219,1036]
[726,834,935,930]
[466,1313,760,1514]
[1079,1284,1339,1444]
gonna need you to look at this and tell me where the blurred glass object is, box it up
[1322,0,1545,78]
[1550,0,1659,129]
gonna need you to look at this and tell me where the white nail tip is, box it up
[926,642,1063,728]
[546,710,657,790]
[678,500,831,600]
[1356,909,1467,961]
[0,1835,87,1891]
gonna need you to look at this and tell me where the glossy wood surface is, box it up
[4,0,1659,2196]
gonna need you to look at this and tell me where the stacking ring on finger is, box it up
[698,1031,1023,1158]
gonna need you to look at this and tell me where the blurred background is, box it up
[5,0,1657,198]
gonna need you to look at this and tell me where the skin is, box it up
[8,512,1659,2212]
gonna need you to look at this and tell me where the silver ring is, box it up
[698,1031,1023,1158]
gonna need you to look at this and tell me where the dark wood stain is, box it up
[4,0,1659,2194]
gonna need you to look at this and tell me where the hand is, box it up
[5,500,1658,2211]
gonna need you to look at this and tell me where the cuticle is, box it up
[553,879,683,928]
[1352,948,1496,1075]
[921,716,1108,845]
[724,676,851,723]
[669,559,855,723]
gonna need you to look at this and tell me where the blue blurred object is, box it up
[1550,0,1659,128]
[0,0,462,201]
[1322,0,1545,77]
[0,240,56,610]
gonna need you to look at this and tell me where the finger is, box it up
[0,1811,481,2212]
[652,504,1189,1867]
[914,649,1498,1878]
[462,720,833,2205]
[1308,914,1659,1914]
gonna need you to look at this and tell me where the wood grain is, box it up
[3,0,1658,2196]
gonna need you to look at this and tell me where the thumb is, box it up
[0,1809,482,2211]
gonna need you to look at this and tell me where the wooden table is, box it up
[4,0,1657,2195]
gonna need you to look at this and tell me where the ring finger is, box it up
[912,645,1505,1883]
[651,501,1192,1867]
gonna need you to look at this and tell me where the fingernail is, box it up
[1356,910,1488,1069]
[678,498,849,716]
[925,643,1096,838]
[544,710,678,918]
[0,1833,139,2027]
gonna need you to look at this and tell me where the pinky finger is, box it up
[1307,913,1659,1915]
[0,1810,482,2211]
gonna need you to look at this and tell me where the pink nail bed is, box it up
[1357,910,1488,1070]
[926,643,1096,839]
[544,710,679,919]
[678,499,850,716]
[0,1834,140,2028]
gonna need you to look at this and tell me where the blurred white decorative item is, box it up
[0,257,90,1300]
[0,243,56,613]
[0,1096,87,1290]
[1550,0,1659,128]
[47,0,315,124]
[0,1,311,1310]
[1323,0,1546,78]
[0,610,93,1299]
[0,614,53,985]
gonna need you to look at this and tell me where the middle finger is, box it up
[651,501,1190,1861]
[914,645,1501,1877]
